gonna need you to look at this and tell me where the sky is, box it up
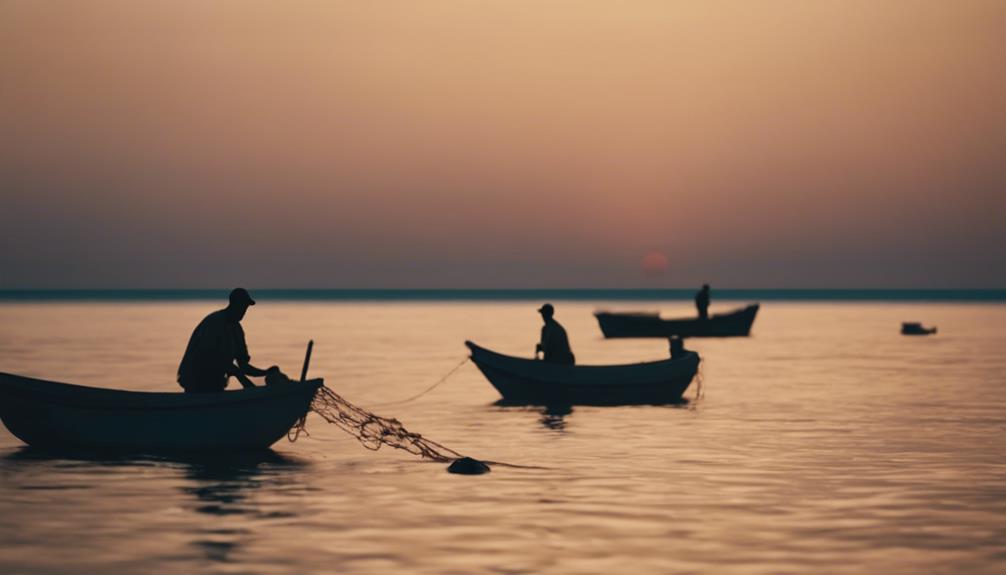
[1,1,1004,289]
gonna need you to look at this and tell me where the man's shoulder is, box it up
[198,309,230,329]
[205,308,229,320]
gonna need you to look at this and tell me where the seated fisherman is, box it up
[177,288,287,392]
[534,303,575,365]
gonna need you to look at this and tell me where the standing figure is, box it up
[695,283,710,320]
[535,303,575,365]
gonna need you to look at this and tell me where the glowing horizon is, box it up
[1,1,1003,288]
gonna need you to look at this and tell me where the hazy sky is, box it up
[2,1,1004,288]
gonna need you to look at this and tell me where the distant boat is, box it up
[466,341,699,405]
[901,322,937,336]
[0,373,321,451]
[594,304,760,338]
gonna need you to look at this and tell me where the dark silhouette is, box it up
[447,456,491,475]
[0,371,320,450]
[534,303,575,365]
[539,404,572,432]
[468,340,699,405]
[695,284,710,320]
[178,288,288,393]
[902,322,937,336]
[595,304,759,338]
[669,336,689,358]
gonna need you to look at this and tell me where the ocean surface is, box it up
[0,299,1004,574]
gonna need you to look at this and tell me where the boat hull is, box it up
[595,304,759,338]
[0,373,322,451]
[466,341,699,405]
[901,323,937,336]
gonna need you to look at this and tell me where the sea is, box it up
[0,290,1004,574]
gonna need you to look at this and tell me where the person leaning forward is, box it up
[177,288,287,392]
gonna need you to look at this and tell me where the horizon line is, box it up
[1,288,1004,302]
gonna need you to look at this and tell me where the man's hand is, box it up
[265,367,291,386]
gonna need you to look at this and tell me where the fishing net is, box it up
[288,385,463,463]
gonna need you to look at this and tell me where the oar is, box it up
[300,340,314,382]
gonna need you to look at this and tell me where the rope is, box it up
[368,356,470,408]
[689,357,705,407]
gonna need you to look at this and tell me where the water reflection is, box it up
[172,451,308,565]
[2,446,165,470]
[539,404,573,432]
[3,302,1006,574]
[492,401,575,432]
[177,451,305,514]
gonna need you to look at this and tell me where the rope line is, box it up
[687,357,705,409]
[368,356,470,408]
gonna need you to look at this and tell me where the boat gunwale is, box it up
[594,303,759,322]
[0,372,323,412]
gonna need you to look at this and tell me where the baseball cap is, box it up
[229,287,256,306]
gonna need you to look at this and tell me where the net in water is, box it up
[288,385,463,463]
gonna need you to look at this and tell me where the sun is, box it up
[641,251,669,276]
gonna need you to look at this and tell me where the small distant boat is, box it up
[595,304,760,338]
[0,373,322,451]
[466,341,699,405]
[901,322,937,336]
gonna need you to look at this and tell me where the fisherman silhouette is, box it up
[177,288,288,393]
[695,284,711,320]
[534,303,575,365]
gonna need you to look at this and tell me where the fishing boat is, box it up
[594,304,760,338]
[466,341,700,405]
[901,322,937,336]
[0,373,322,451]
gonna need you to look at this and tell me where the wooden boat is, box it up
[594,304,760,338]
[0,373,322,451]
[466,341,699,405]
[901,322,937,336]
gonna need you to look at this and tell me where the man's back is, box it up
[540,319,575,365]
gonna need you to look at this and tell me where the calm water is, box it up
[0,301,1004,574]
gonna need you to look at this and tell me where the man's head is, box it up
[702,283,710,291]
[227,287,256,321]
[538,303,555,320]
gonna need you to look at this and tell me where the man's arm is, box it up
[229,325,278,387]
[228,361,278,388]
[238,361,274,377]
[536,325,551,359]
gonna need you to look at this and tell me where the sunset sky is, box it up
[2,1,1004,288]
